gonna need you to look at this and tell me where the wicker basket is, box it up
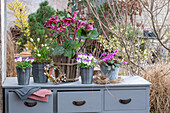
[52,55,79,82]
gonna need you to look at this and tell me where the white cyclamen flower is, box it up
[30,38,33,42]
[37,38,40,42]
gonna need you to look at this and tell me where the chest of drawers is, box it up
[2,76,151,113]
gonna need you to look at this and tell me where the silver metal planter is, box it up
[80,67,94,84]
[16,68,31,85]
[32,63,48,83]
[100,65,119,80]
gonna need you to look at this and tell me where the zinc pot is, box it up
[80,67,94,84]
[32,63,48,83]
[100,64,119,80]
[16,68,31,85]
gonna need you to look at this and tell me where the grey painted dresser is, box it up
[2,76,151,113]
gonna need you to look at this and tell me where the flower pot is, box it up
[80,67,94,84]
[32,63,48,83]
[16,68,31,85]
[100,64,119,80]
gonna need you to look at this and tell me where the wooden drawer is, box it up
[57,91,102,112]
[104,89,146,111]
[8,92,53,113]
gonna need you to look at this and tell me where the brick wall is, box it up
[7,0,68,29]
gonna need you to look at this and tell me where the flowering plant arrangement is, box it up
[44,10,98,58]
[77,53,97,68]
[30,38,52,63]
[14,56,34,72]
[99,50,127,71]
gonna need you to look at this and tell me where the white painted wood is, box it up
[2,76,152,88]
[1,0,7,83]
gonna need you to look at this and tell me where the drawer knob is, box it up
[24,102,37,107]
[72,101,86,106]
[119,98,132,104]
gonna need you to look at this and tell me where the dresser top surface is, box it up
[2,76,151,88]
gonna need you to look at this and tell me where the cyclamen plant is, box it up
[100,50,127,71]
[77,53,97,68]
[44,10,98,58]
[14,56,34,72]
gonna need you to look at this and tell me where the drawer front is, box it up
[8,92,53,113]
[104,89,146,111]
[58,91,102,112]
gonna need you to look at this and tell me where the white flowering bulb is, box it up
[37,38,40,42]
[37,54,41,57]
[30,38,33,42]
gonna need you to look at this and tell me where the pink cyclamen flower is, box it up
[97,62,101,65]
[56,26,66,33]
[123,62,127,64]
[111,53,116,56]
[114,50,118,53]
[76,21,86,30]
[103,58,107,62]
[86,24,93,31]
[106,54,111,58]
[101,53,107,56]
[62,17,75,26]
[73,11,79,18]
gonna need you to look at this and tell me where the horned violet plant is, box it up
[14,56,34,72]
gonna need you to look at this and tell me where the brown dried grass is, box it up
[144,63,170,113]
[6,31,16,77]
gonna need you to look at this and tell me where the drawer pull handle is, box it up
[119,98,131,104]
[24,102,37,107]
[72,101,86,106]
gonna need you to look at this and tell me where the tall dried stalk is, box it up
[86,0,152,75]
[144,63,170,113]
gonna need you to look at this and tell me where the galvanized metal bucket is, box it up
[32,63,48,83]
[80,67,94,84]
[100,65,119,80]
[16,68,31,85]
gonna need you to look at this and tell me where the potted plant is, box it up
[14,56,34,85]
[43,10,98,81]
[30,38,52,83]
[99,50,127,80]
[77,53,97,84]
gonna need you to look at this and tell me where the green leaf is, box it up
[52,45,64,55]
[114,64,120,67]
[111,65,115,70]
[106,66,111,71]
[87,28,98,40]
[75,42,82,49]
[64,48,72,57]
[65,27,69,37]
[77,29,88,39]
